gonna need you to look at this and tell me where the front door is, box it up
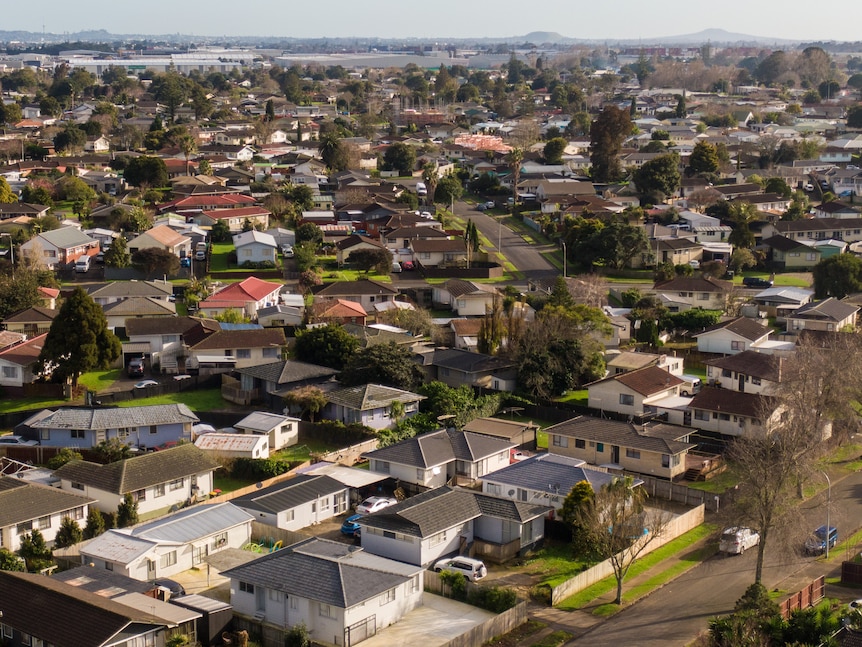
[611,445,620,464]
[738,374,745,392]
[256,586,266,613]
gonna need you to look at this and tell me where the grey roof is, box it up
[359,486,482,538]
[54,444,219,495]
[364,428,514,469]
[81,530,158,564]
[313,279,399,297]
[443,279,499,298]
[129,502,253,543]
[53,565,155,598]
[694,316,772,342]
[102,297,176,317]
[325,383,425,411]
[235,411,295,433]
[0,476,94,528]
[236,359,339,385]
[221,537,421,608]
[89,280,173,299]
[36,226,97,249]
[790,298,859,323]
[26,403,198,430]
[430,348,515,373]
[472,492,550,523]
[232,474,346,514]
[482,453,622,494]
[545,416,696,455]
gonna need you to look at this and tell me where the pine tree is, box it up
[117,493,139,528]
[83,507,106,539]
[54,516,84,548]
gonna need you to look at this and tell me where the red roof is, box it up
[321,299,367,319]
[208,277,282,303]
[204,206,271,220]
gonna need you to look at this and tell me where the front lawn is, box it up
[272,439,335,462]
[116,388,231,411]
[209,242,233,271]
[518,542,596,589]
[556,389,588,406]
[78,368,122,392]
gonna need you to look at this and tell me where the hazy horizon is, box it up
[2,0,861,43]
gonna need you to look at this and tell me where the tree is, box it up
[560,481,601,555]
[0,267,42,320]
[104,235,131,268]
[19,528,53,572]
[548,276,575,309]
[383,142,416,176]
[117,493,139,528]
[847,106,862,129]
[53,125,87,155]
[295,222,323,247]
[812,253,862,299]
[124,155,168,188]
[477,295,505,355]
[131,248,180,277]
[211,219,231,243]
[0,177,18,203]
[0,548,25,572]
[688,141,720,175]
[378,306,435,338]
[93,437,133,463]
[575,477,668,604]
[589,105,631,183]
[283,385,328,422]
[434,174,463,206]
[53,516,84,548]
[318,131,349,172]
[47,447,83,470]
[347,247,393,274]
[506,147,524,212]
[83,507,106,539]
[727,202,758,249]
[294,324,359,369]
[634,153,680,202]
[37,287,121,388]
[729,248,757,272]
[338,342,425,390]
[764,177,791,199]
[543,137,568,164]
[284,623,312,647]
[214,308,250,324]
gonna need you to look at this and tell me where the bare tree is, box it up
[565,274,609,308]
[574,477,670,604]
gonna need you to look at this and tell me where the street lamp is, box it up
[822,470,832,559]
[561,241,567,278]
[0,233,13,278]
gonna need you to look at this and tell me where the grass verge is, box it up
[531,630,573,647]
[482,620,546,647]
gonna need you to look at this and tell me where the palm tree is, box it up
[174,133,197,176]
[507,147,524,214]
[318,131,344,172]
[728,202,758,249]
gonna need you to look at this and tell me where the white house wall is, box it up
[2,505,88,552]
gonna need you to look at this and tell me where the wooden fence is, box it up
[778,577,825,618]
[634,474,717,511]
[316,438,379,466]
[549,504,705,606]
[436,601,528,647]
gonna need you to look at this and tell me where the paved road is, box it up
[578,467,862,646]
[453,201,558,284]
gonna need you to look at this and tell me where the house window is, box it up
[213,532,228,549]
[40,429,50,441]
[71,429,85,439]
[662,455,670,468]
[625,448,641,460]
[429,530,447,547]
[752,377,762,385]
[71,481,84,491]
[410,575,420,592]
[269,589,284,602]
[319,603,334,618]
[20,633,31,646]
[517,488,528,502]
[38,516,51,530]
[416,468,426,481]
[1,366,17,378]
[575,439,586,449]
[132,489,146,502]
[169,478,184,490]
[698,292,709,301]
[486,483,502,496]
[695,410,709,421]
[236,349,251,359]
[116,428,130,440]
[105,561,113,571]
[17,521,33,534]
[70,506,85,521]
[722,369,732,378]
[719,413,731,421]
[160,551,177,568]
[375,460,390,474]
[731,341,743,351]
[551,435,568,448]
[290,596,299,610]
[383,531,396,539]
[596,443,604,452]
[162,335,179,344]
[263,347,279,358]
[380,588,396,605]
[239,581,255,594]
[2,624,12,638]
[154,484,165,498]
[149,425,157,435]
[619,394,635,406]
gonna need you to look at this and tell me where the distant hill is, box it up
[641,28,797,46]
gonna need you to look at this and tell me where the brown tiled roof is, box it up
[694,317,771,342]
[313,279,399,297]
[689,386,776,418]
[3,306,59,323]
[613,365,684,396]
[654,276,733,293]
[705,350,783,382]
[189,327,285,351]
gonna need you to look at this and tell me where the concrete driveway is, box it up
[358,593,494,647]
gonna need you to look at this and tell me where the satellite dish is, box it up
[508,489,515,496]
[432,467,441,475]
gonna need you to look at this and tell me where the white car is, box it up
[134,380,159,389]
[719,527,760,555]
[434,556,487,581]
[356,496,398,514]
[0,435,38,446]
[281,245,294,258]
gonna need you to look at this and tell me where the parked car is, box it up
[803,182,814,192]
[281,245,294,258]
[180,257,191,268]
[402,260,415,271]
[95,252,105,264]
[127,358,145,377]
[719,527,760,555]
[391,261,402,273]
[434,556,487,582]
[679,374,703,397]
[134,380,159,389]
[804,525,838,556]
[742,277,773,289]
[153,579,186,597]
[356,496,398,514]
[0,435,39,446]
[340,514,364,537]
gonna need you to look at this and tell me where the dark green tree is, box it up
[83,507,106,539]
[382,142,416,176]
[211,220,231,243]
[53,516,84,548]
[847,106,862,129]
[543,137,568,164]
[117,493,139,528]
[295,222,323,247]
[0,548,25,572]
[560,480,600,555]
[548,276,575,309]
[0,267,42,321]
[47,447,83,470]
[338,342,425,390]
[434,174,463,206]
[294,324,359,369]
[812,253,862,298]
[124,156,169,188]
[94,438,133,463]
[589,106,631,183]
[727,202,759,249]
[131,248,180,277]
[19,528,53,572]
[688,141,720,175]
[675,94,686,118]
[104,235,131,268]
[318,131,349,172]
[37,287,121,387]
[347,248,393,274]
[764,177,791,199]
[634,154,681,202]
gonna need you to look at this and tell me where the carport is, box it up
[122,341,151,366]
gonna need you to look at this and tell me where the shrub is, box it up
[47,447,83,470]
[284,623,311,647]
[231,457,294,481]
[438,570,468,601]
[468,585,519,613]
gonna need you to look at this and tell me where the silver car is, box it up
[719,527,760,555]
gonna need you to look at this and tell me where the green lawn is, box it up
[531,631,574,647]
[687,469,740,494]
[556,390,588,406]
[0,396,69,414]
[78,369,122,392]
[518,542,596,589]
[209,242,233,271]
[738,271,811,288]
[116,388,231,411]
[272,439,335,462]
[321,268,392,283]
[213,474,258,494]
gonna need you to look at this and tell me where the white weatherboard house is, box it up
[53,444,219,515]
[234,411,300,451]
[80,503,253,580]
[232,474,351,531]
[194,432,270,459]
[223,537,424,647]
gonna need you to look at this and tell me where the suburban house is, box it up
[544,416,696,480]
[423,347,517,391]
[232,474,351,531]
[693,317,773,355]
[761,235,821,270]
[311,280,400,314]
[358,486,545,567]
[1,306,58,336]
[196,276,283,320]
[233,229,278,266]
[126,225,192,257]
[654,237,704,267]
[432,279,500,316]
[80,503,253,580]
[18,403,199,449]
[53,444,219,515]
[760,218,862,244]
[688,387,781,437]
[605,351,683,376]
[0,571,174,647]
[194,206,272,232]
[409,238,469,267]
[103,297,177,333]
[231,359,339,410]
[785,298,858,333]
[19,226,99,269]
[481,453,623,513]
[124,316,218,374]
[363,428,513,489]
[461,417,538,450]
[382,226,450,260]
[587,365,684,417]
[705,350,784,394]
[323,384,425,431]
[0,476,94,551]
[334,234,389,266]
[652,276,732,312]
[312,299,368,326]
[88,279,174,306]
[449,318,483,351]
[195,432,271,459]
[752,286,814,317]
[0,333,47,392]
[186,326,286,371]
[257,302,305,328]
[233,411,300,451]
[222,537,424,647]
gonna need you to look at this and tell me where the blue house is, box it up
[18,404,199,450]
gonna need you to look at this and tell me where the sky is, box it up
[3,0,862,43]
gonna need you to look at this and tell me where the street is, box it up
[577,467,862,646]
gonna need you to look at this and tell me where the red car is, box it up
[402,261,415,270]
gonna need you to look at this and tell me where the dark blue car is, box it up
[340,514,363,537]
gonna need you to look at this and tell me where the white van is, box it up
[75,256,91,273]
[680,374,702,397]
[416,182,427,196]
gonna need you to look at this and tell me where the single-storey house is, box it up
[693,317,773,355]
[785,298,858,333]
[19,226,99,269]
[232,474,351,531]
[587,365,684,417]
[311,280,400,314]
[233,411,300,451]
[233,359,339,411]
[196,276,283,320]
[688,386,781,437]
[652,276,732,312]
[233,229,278,266]
[0,333,47,392]
[127,225,192,258]
[761,235,820,270]
[1,306,58,336]
[422,347,517,391]
[461,417,538,450]
[186,326,286,371]
[323,383,425,431]
[194,432,271,459]
[705,350,784,394]
[432,279,500,317]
